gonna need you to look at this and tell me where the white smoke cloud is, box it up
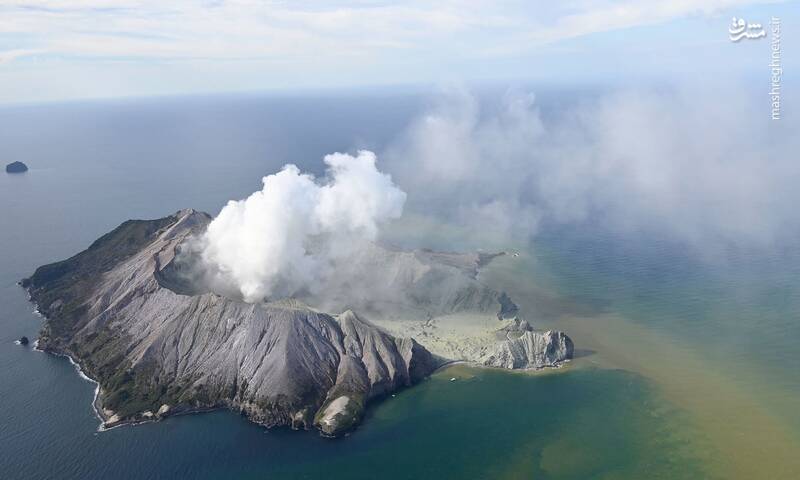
[200,150,406,302]
[385,86,800,252]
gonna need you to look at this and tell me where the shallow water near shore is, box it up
[479,230,800,480]
[1,94,798,479]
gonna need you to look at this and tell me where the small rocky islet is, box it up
[5,161,28,173]
[22,209,573,437]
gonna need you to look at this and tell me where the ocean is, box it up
[1,91,797,479]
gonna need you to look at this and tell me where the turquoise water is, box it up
[1,94,798,479]
[530,227,800,435]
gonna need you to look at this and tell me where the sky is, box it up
[0,0,796,103]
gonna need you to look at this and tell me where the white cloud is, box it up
[0,0,781,63]
[0,48,45,64]
[0,0,788,102]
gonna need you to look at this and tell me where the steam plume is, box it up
[200,150,405,302]
[385,86,800,252]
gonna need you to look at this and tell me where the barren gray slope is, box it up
[24,209,436,436]
[285,242,518,320]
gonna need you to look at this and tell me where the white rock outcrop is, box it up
[481,330,573,369]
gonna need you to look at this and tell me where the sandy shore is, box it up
[374,312,508,363]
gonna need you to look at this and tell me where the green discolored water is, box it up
[476,227,800,479]
[234,366,706,480]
